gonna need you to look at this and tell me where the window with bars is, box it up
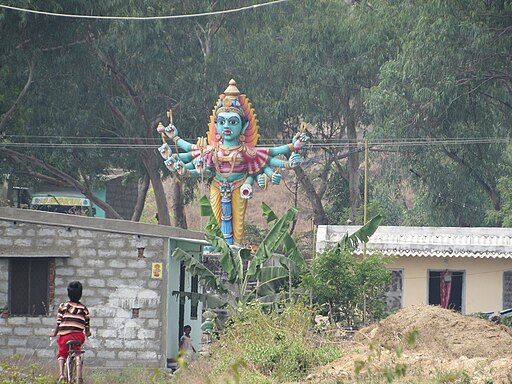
[385,269,403,312]
[503,271,512,310]
[9,258,50,316]
[190,275,198,319]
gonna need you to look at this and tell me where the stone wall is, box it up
[0,215,168,367]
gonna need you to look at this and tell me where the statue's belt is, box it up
[211,176,247,191]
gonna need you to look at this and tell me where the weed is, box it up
[432,369,472,384]
[354,328,418,383]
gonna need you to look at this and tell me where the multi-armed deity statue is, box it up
[157,79,308,246]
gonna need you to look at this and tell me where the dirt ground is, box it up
[308,305,512,383]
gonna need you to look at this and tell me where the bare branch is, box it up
[96,49,150,133]
[0,147,124,219]
[0,63,33,132]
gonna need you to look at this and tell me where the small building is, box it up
[316,225,512,315]
[0,207,206,367]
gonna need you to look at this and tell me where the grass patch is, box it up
[0,355,54,384]
[172,301,342,384]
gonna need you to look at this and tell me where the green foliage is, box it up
[366,0,512,226]
[325,172,351,225]
[501,316,512,328]
[172,197,305,309]
[3,0,510,227]
[487,174,512,227]
[432,370,472,384]
[87,367,174,384]
[0,357,54,384]
[208,301,342,382]
[303,248,391,328]
[243,224,267,246]
[334,214,383,253]
[302,215,390,328]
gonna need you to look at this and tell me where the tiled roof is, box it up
[352,249,512,259]
[316,225,512,259]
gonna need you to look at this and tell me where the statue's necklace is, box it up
[214,144,242,181]
[220,144,241,156]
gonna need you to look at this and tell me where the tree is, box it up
[0,3,130,219]
[367,0,512,226]
[0,1,223,225]
[485,144,512,227]
[301,215,389,328]
[217,0,399,225]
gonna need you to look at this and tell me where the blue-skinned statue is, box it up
[157,79,308,246]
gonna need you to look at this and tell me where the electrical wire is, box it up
[1,136,510,149]
[0,0,290,20]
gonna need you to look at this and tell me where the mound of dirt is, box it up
[356,304,512,359]
[308,305,512,383]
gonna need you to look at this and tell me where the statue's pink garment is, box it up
[191,145,270,176]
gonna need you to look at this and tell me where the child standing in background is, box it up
[178,324,196,362]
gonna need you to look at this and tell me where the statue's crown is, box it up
[215,79,246,118]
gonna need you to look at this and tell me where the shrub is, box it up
[208,301,342,383]
[302,247,392,328]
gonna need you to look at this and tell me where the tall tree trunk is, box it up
[143,155,171,226]
[130,174,150,222]
[170,177,188,229]
[294,166,329,225]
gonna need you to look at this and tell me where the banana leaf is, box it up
[172,248,228,294]
[281,230,306,270]
[253,265,290,296]
[336,214,384,251]
[261,202,305,270]
[247,207,298,276]
[199,195,223,238]
[261,201,279,224]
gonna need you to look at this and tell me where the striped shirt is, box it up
[56,301,90,336]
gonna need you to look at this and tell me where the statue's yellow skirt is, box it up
[210,182,248,245]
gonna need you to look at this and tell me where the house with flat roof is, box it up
[316,225,512,315]
[0,207,206,368]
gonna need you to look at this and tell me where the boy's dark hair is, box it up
[184,325,191,331]
[67,281,83,302]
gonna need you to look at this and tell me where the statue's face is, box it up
[215,112,244,142]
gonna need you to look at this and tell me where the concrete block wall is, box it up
[0,218,167,367]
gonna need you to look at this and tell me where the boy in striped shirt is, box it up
[50,281,91,383]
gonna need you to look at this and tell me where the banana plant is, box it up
[334,214,383,252]
[172,196,306,309]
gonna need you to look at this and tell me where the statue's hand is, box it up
[291,132,310,151]
[164,157,177,173]
[164,124,178,140]
[240,183,253,199]
[158,143,172,159]
[288,153,302,168]
[174,159,186,175]
[271,172,282,185]
[193,157,205,173]
[257,174,268,190]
